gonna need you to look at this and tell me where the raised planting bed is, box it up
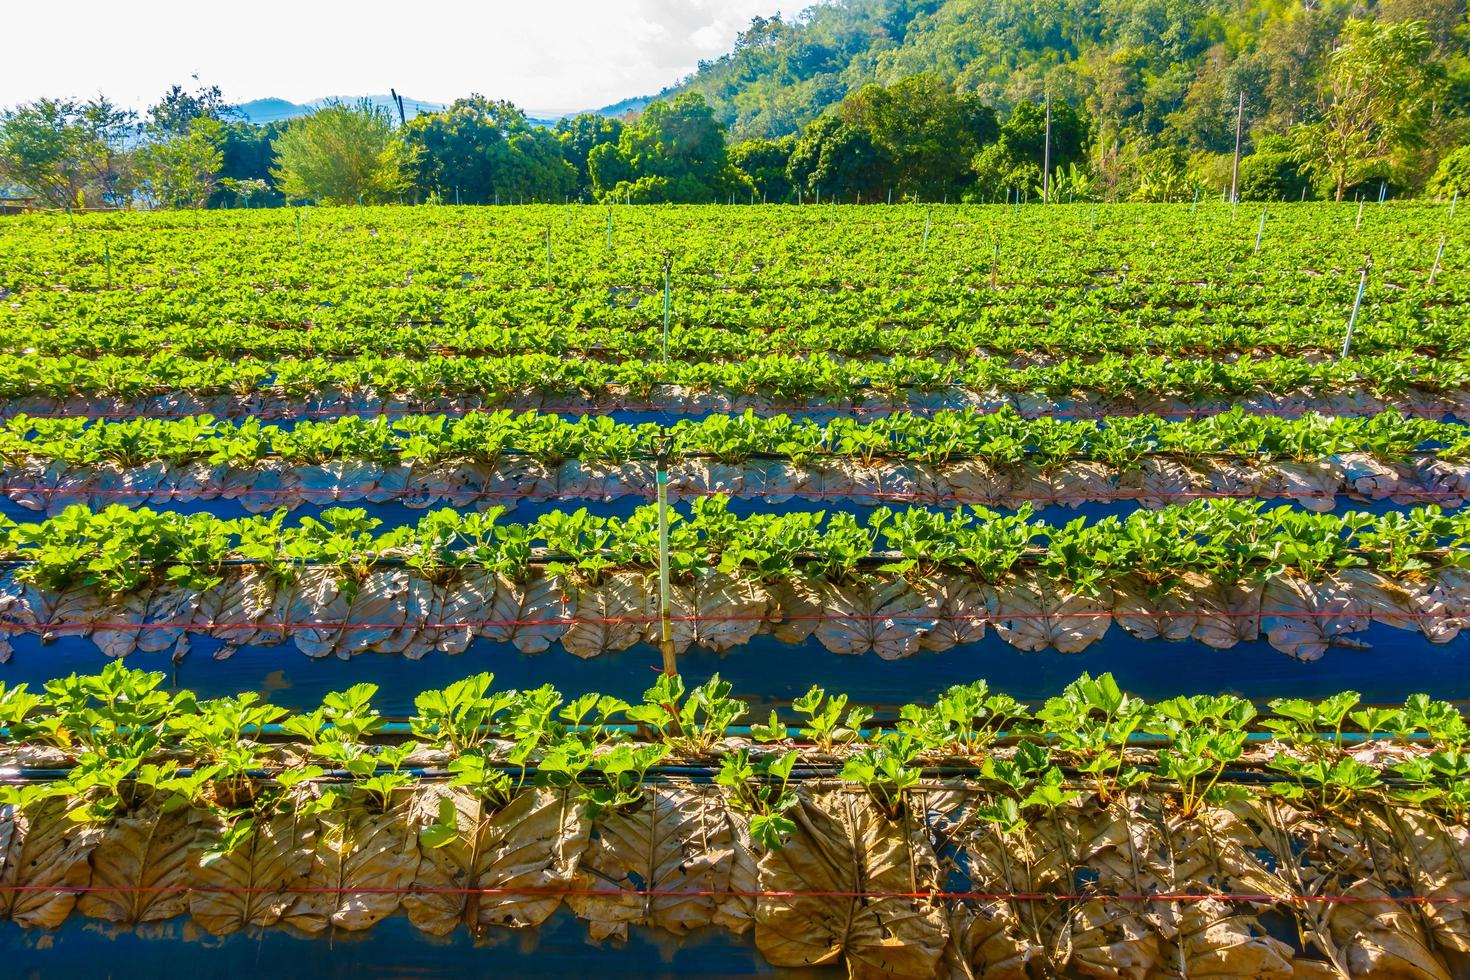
[3,668,1469,977]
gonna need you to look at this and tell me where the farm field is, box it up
[2,202,1470,977]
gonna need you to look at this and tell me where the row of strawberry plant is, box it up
[2,669,1466,976]
[3,304,1457,360]
[2,666,1466,833]
[1,351,1467,406]
[3,203,1455,296]
[1,407,1464,469]
[2,498,1465,597]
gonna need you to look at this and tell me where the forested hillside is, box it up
[676,0,1468,159]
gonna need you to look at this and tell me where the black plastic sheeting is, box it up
[0,908,836,979]
[3,623,1467,718]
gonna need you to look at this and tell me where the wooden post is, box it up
[1229,91,1244,204]
[1043,92,1052,205]
[1341,254,1372,359]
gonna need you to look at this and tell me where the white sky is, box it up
[0,0,806,116]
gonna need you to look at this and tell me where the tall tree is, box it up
[405,97,576,204]
[786,115,892,201]
[589,93,736,203]
[1290,18,1445,200]
[554,114,624,199]
[135,118,225,209]
[730,136,796,201]
[837,75,998,199]
[270,101,410,204]
[0,97,134,208]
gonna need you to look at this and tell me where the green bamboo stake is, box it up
[661,258,672,362]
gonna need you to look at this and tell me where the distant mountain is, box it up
[235,95,446,124]
[233,92,655,129]
[591,94,655,119]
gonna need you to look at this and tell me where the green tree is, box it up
[971,98,1089,200]
[1237,135,1312,201]
[1427,146,1470,197]
[405,97,575,204]
[270,100,410,204]
[0,97,134,208]
[729,136,795,201]
[786,115,892,201]
[216,121,285,207]
[837,75,998,199]
[555,114,624,199]
[135,117,225,209]
[589,93,736,203]
[1291,18,1445,201]
[148,78,233,136]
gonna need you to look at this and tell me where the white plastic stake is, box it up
[1254,208,1266,255]
[1341,256,1371,359]
[1430,236,1447,287]
[606,210,612,249]
[920,211,931,258]
[1355,199,1364,231]
[1191,187,1198,213]
[1452,190,1459,219]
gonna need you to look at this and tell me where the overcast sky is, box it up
[0,0,806,115]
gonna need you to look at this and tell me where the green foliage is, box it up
[405,97,577,204]
[729,136,796,201]
[1427,145,1470,197]
[271,100,410,204]
[0,97,134,208]
[1238,136,1312,202]
[589,93,737,203]
[786,115,892,201]
[1290,18,1446,201]
[135,118,225,209]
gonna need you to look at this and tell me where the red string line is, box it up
[0,403,1454,423]
[0,608,1453,633]
[2,486,1464,504]
[0,883,1465,904]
